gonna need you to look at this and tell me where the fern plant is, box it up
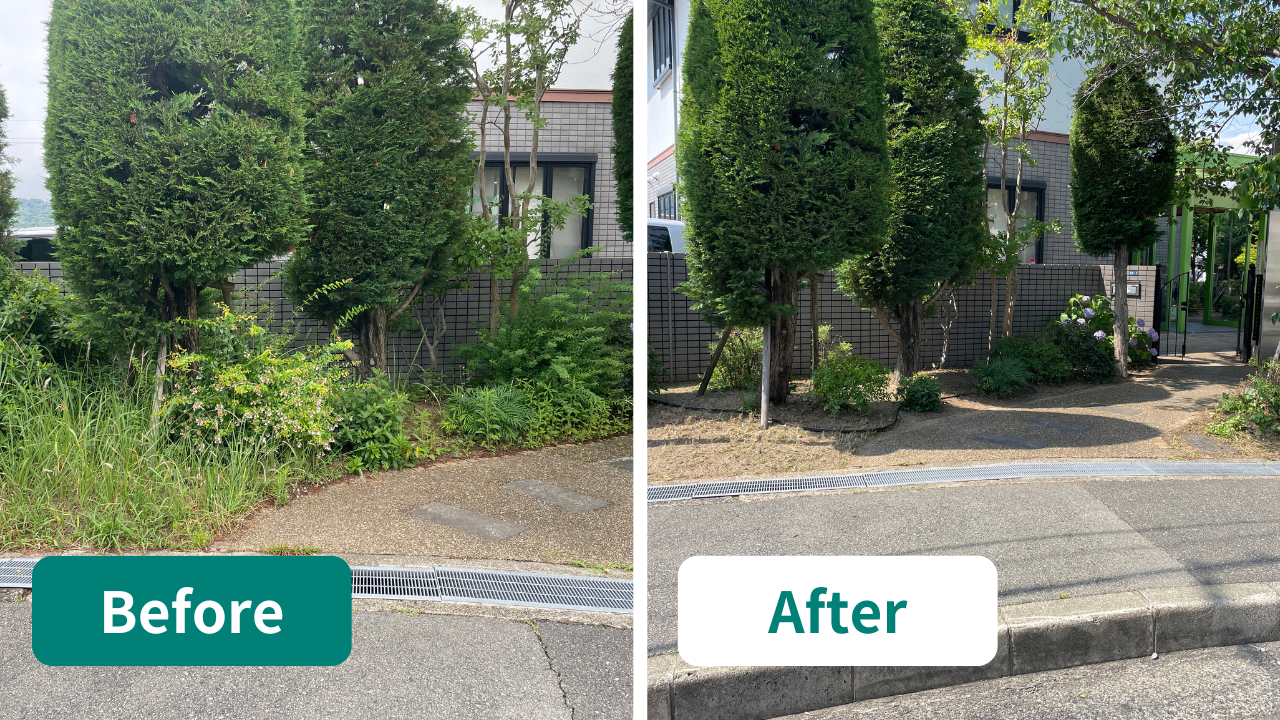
[442,385,534,448]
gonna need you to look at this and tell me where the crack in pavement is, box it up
[521,619,575,720]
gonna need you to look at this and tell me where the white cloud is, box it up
[1221,129,1262,154]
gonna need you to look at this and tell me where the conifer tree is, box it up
[612,14,633,243]
[1070,65,1176,377]
[678,0,890,403]
[285,0,474,373]
[837,0,987,381]
[45,0,307,355]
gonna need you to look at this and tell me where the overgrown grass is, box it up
[0,363,329,552]
[259,543,323,556]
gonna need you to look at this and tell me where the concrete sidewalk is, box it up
[649,473,1280,655]
[0,588,632,719]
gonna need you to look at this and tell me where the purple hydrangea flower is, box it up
[1081,296,1091,303]
[1129,338,1138,346]
[1083,308,1095,319]
[1136,318,1145,328]
[1151,348,1158,357]
[1147,328,1159,341]
[1094,330,1106,341]
[1078,318,1087,325]
[1061,318,1071,325]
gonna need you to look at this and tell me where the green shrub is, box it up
[896,373,942,412]
[811,351,891,414]
[1044,320,1116,384]
[1207,359,1280,436]
[457,269,631,404]
[989,336,1072,386]
[163,309,346,455]
[519,374,629,446]
[1057,293,1155,369]
[330,374,414,474]
[442,384,533,448]
[0,270,85,364]
[972,357,1033,398]
[707,327,763,391]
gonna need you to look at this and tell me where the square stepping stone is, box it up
[975,433,1048,449]
[408,503,526,541]
[1087,403,1144,416]
[502,479,608,513]
[1025,416,1091,433]
[603,457,632,473]
[1182,434,1237,454]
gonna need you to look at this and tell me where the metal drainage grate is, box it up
[351,565,631,614]
[0,559,36,588]
[351,565,439,600]
[3,560,631,613]
[436,567,632,613]
[647,461,1280,502]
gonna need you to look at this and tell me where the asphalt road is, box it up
[648,474,1280,655]
[771,640,1280,719]
[0,599,632,719]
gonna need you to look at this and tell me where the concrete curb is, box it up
[646,581,1280,720]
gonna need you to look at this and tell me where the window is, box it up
[987,182,1045,264]
[651,0,674,85]
[656,190,678,220]
[649,201,657,218]
[648,224,673,252]
[470,152,597,259]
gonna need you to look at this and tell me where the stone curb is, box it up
[646,581,1280,720]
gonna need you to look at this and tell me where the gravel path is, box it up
[216,437,633,568]
[648,333,1270,485]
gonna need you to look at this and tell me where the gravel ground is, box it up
[648,333,1271,485]
[214,437,633,568]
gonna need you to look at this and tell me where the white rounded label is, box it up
[678,556,998,666]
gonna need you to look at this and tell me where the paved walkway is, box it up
[217,438,632,569]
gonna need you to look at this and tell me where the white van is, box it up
[647,219,685,253]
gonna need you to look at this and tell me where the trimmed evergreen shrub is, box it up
[971,357,1033,398]
[285,0,474,374]
[836,0,987,380]
[896,372,942,412]
[989,336,1072,386]
[811,351,892,415]
[612,14,633,243]
[678,0,890,403]
[45,0,307,354]
[1044,321,1117,385]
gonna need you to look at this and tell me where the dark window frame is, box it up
[473,152,598,258]
[656,190,678,220]
[988,178,1046,264]
[650,0,674,86]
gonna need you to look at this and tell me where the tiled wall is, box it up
[646,151,677,218]
[20,257,633,383]
[648,253,1128,383]
[468,100,627,257]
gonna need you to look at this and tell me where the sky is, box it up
[0,0,621,203]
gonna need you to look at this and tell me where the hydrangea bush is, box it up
[1058,293,1156,368]
[163,308,350,455]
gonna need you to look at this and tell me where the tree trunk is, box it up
[150,335,168,431]
[174,280,201,353]
[359,306,389,374]
[1114,250,1129,378]
[697,325,734,397]
[988,270,999,351]
[891,301,923,383]
[1002,267,1018,338]
[767,270,800,405]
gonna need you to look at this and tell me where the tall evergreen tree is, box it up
[1070,65,1175,377]
[611,14,633,243]
[0,82,18,258]
[285,0,474,374]
[45,0,307,355]
[837,0,986,381]
[678,0,891,404]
